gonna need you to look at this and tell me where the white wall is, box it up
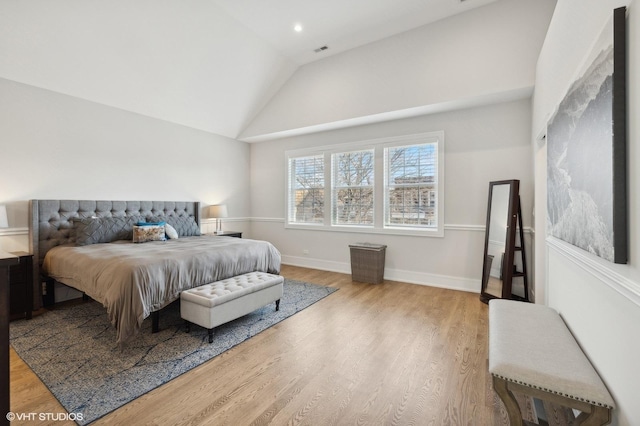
[0,0,296,139]
[0,78,252,254]
[241,0,556,141]
[533,0,640,423]
[250,98,533,292]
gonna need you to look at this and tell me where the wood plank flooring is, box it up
[10,266,519,425]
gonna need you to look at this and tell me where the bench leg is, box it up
[275,299,280,311]
[575,406,612,426]
[184,321,191,333]
[493,376,523,426]
[208,328,214,344]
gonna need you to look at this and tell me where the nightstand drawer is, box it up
[9,265,27,284]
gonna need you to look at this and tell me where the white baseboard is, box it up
[282,255,480,293]
[281,255,350,275]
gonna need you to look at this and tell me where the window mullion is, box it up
[324,152,332,227]
[374,145,384,229]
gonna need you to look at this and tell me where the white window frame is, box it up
[331,149,375,227]
[286,154,325,226]
[383,138,441,234]
[284,131,445,237]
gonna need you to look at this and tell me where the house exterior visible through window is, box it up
[287,155,324,224]
[385,143,437,228]
[285,131,444,237]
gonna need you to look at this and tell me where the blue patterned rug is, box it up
[10,279,337,425]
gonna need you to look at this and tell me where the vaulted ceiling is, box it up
[0,0,555,141]
[212,0,499,65]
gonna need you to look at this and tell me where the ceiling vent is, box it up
[314,45,329,53]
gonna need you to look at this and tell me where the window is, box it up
[385,143,437,229]
[287,155,324,224]
[285,132,444,236]
[332,150,374,226]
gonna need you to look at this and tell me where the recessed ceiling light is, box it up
[294,23,303,32]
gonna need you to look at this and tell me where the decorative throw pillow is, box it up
[147,215,200,237]
[136,221,166,227]
[135,220,179,239]
[73,216,139,246]
[164,223,179,239]
[132,224,166,243]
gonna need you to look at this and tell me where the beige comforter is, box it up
[43,236,281,345]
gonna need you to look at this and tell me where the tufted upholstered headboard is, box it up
[28,199,200,309]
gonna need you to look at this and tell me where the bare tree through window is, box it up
[332,150,374,225]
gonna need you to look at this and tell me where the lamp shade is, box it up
[0,205,8,228]
[208,204,228,219]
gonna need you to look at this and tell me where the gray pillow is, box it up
[147,215,200,237]
[73,216,139,246]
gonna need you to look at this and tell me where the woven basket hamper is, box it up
[349,243,387,284]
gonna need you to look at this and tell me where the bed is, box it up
[29,200,281,346]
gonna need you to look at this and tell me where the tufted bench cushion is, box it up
[180,271,284,343]
[489,299,614,425]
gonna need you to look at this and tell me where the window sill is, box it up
[284,223,444,238]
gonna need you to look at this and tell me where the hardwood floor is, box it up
[10,266,516,425]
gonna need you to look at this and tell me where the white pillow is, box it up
[165,223,179,239]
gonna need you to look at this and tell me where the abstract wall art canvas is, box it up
[547,7,627,264]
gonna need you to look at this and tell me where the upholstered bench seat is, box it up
[489,300,614,425]
[180,271,284,343]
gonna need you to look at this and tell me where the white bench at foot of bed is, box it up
[489,299,614,425]
[180,271,284,343]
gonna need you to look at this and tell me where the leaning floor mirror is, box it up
[479,179,529,304]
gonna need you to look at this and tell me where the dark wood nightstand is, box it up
[209,231,242,238]
[9,251,33,320]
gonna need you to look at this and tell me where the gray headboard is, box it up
[28,199,200,308]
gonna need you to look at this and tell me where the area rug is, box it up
[10,279,337,425]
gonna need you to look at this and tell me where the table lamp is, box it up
[208,204,228,234]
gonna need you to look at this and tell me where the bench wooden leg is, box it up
[575,406,612,426]
[493,376,523,426]
[495,379,612,426]
[275,299,280,311]
[184,321,191,333]
[208,328,214,343]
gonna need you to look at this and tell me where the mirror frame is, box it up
[480,179,520,304]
